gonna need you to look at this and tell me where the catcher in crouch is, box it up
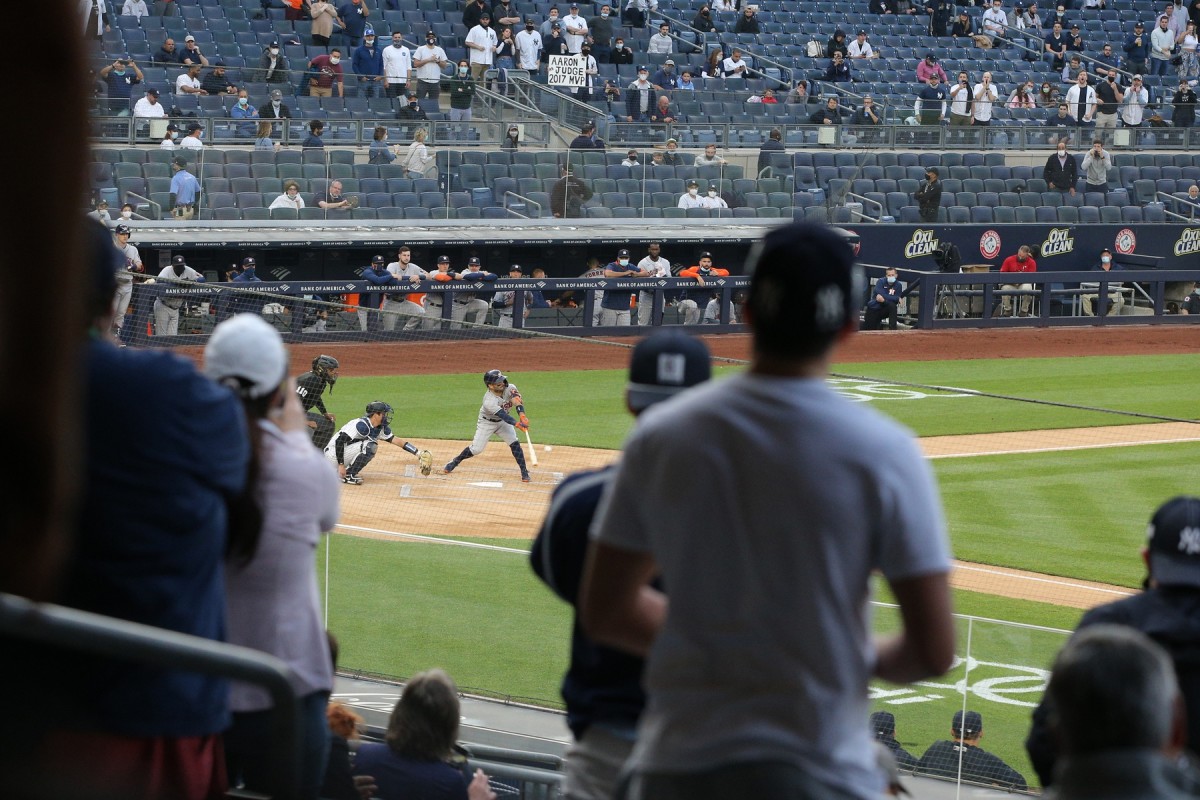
[325,400,433,485]
[443,369,532,483]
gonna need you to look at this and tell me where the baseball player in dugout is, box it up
[296,354,339,449]
[443,369,532,482]
[325,400,433,485]
[677,251,730,324]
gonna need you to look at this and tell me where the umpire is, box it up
[296,354,339,449]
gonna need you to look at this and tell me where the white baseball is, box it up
[544,445,553,452]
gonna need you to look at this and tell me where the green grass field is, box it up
[321,352,1200,786]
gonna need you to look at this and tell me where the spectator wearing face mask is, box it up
[259,41,291,84]
[308,49,345,97]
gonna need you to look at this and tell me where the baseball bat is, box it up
[524,428,539,466]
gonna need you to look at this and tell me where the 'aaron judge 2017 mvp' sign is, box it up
[547,55,586,87]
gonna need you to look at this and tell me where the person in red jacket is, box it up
[999,244,1037,316]
[677,251,730,324]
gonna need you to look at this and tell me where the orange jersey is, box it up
[678,265,730,278]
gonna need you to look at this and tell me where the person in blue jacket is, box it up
[863,267,908,330]
[352,27,385,97]
[357,254,397,332]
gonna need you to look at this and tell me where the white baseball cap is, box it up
[204,314,288,399]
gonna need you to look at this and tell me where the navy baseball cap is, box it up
[171,254,187,267]
[617,248,631,257]
[626,331,712,412]
[953,710,983,736]
[468,256,481,266]
[745,222,862,346]
[870,711,896,737]
[437,255,451,263]
[1147,497,1200,588]
[242,256,257,267]
[371,255,385,265]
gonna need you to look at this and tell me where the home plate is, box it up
[467,481,505,489]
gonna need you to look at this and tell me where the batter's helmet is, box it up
[365,400,394,425]
[483,369,508,387]
[312,354,340,385]
[114,224,131,236]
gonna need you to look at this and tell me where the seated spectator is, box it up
[825,51,852,82]
[788,79,809,103]
[694,142,727,166]
[702,46,724,80]
[849,30,878,58]
[723,48,751,79]
[826,28,849,58]
[201,62,237,96]
[758,87,778,103]
[176,62,204,97]
[154,37,181,65]
[701,183,727,209]
[1046,102,1077,127]
[622,148,641,167]
[1008,81,1036,107]
[132,87,165,119]
[180,35,210,67]
[691,6,718,45]
[270,182,305,212]
[650,94,676,123]
[261,88,292,120]
[811,95,850,124]
[254,120,276,149]
[1060,54,1084,83]
[661,137,684,165]
[652,59,679,90]
[916,52,947,83]
[1038,626,1192,800]
[677,70,697,90]
[160,122,180,149]
[678,178,706,208]
[951,11,973,38]
[1038,80,1062,107]
[230,89,259,137]
[647,21,674,54]
[396,95,429,120]
[302,119,326,148]
[734,5,760,33]
[1173,79,1198,128]
[916,710,1028,790]
[870,711,919,769]
[351,669,497,800]
[316,179,354,211]
[756,127,784,173]
[610,36,634,64]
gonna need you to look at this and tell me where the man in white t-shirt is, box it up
[382,32,412,98]
[982,0,1009,45]
[562,3,589,54]
[581,221,955,800]
[972,72,999,125]
[133,87,166,118]
[848,30,877,59]
[722,48,749,79]
[1064,69,1097,124]
[175,63,204,96]
[412,32,451,106]
[465,13,499,80]
[515,18,543,70]
[636,242,672,326]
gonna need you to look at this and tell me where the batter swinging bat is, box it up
[524,428,539,466]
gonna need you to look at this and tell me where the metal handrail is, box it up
[846,190,884,222]
[502,190,542,218]
[1158,190,1199,222]
[0,592,299,797]
[125,190,161,221]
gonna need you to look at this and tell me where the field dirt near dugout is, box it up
[178,324,1198,610]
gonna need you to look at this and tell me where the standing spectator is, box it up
[562,3,588,53]
[916,711,1028,790]
[998,244,1038,316]
[647,21,674,54]
[368,125,398,165]
[258,41,290,84]
[465,12,498,80]
[54,221,246,800]
[353,27,385,97]
[260,88,292,122]
[870,712,919,770]
[531,333,710,800]
[756,127,785,174]
[1045,22,1070,69]
[443,60,477,124]
[153,254,206,331]
[412,33,450,107]
[254,121,277,151]
[972,72,999,125]
[99,58,143,115]
[916,52,947,83]
[153,0,176,15]
[382,32,411,97]
[1173,78,1198,127]
[492,0,521,31]
[337,0,371,48]
[464,0,488,28]
[350,670,497,800]
[927,0,954,35]
[1120,74,1149,126]
[515,18,543,71]
[204,314,341,800]
[1094,72,1123,132]
[982,0,1009,46]
[916,74,947,125]
[1177,20,1198,78]
[1094,43,1124,79]
[308,49,346,97]
[1151,14,1175,75]
[168,157,200,220]
[310,0,342,47]
[625,66,655,121]
[825,51,852,82]
[734,5,760,33]
[1026,496,1200,787]
[1039,627,1193,800]
[579,221,955,800]
[1065,69,1097,125]
[201,61,237,96]
[230,89,259,137]
[1081,138,1111,196]
[1043,141,1076,193]
[948,71,972,124]
[541,23,570,72]
[622,0,657,28]
[400,128,436,178]
[589,4,615,61]
[132,86,165,119]
[303,118,327,148]
[1125,21,1151,76]
[550,166,593,217]
[915,166,942,222]
[569,120,605,149]
[540,5,561,38]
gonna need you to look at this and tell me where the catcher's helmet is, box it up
[483,369,508,387]
[365,400,394,425]
[312,354,340,385]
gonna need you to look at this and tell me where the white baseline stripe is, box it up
[954,563,1135,598]
[929,436,1200,459]
[334,523,530,554]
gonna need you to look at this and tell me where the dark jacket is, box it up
[1043,151,1078,190]
[550,175,593,218]
[395,103,429,120]
[442,73,476,110]
[1173,87,1197,128]
[917,740,1028,790]
[914,177,942,212]
[1026,587,1200,787]
[878,735,919,770]
[824,59,851,82]
[259,102,293,119]
[1124,30,1151,61]
[257,51,291,83]
[734,12,760,33]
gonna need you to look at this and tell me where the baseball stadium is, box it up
[3,0,1200,797]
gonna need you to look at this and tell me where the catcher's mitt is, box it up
[344,195,360,209]
[418,449,434,476]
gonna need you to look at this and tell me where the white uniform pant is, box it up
[677,299,702,325]
[598,308,631,325]
[470,417,517,455]
[113,281,133,331]
[323,437,375,474]
[454,298,490,328]
[637,290,657,325]
[153,299,182,335]
[381,297,425,331]
[422,299,448,329]
[497,311,515,328]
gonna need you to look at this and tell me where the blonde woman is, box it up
[254,120,278,151]
[401,128,435,179]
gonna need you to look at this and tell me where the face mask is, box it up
[114,68,126,75]
[365,38,375,45]
[168,131,177,139]
[238,98,248,106]
[615,42,624,47]
[638,73,648,81]
[330,56,341,64]
[708,190,717,197]
[270,47,279,54]
[410,102,419,108]
[688,188,698,196]
[601,11,609,16]
[886,276,896,284]
[1058,146,1066,153]
[618,258,629,266]
[459,66,469,74]
[1101,256,1111,263]
[526,23,534,28]
[428,37,436,43]
[121,210,133,219]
